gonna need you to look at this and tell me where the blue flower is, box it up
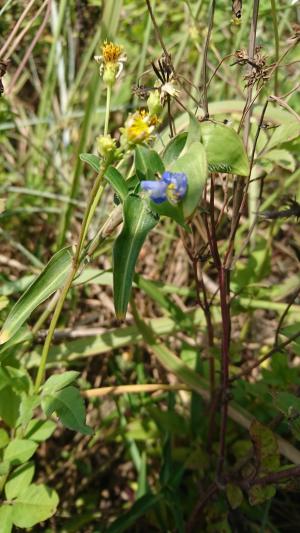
[140,171,187,205]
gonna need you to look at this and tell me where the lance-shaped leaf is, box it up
[105,166,128,202]
[0,248,73,345]
[113,195,159,319]
[79,153,101,173]
[200,122,250,176]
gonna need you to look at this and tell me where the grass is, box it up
[0,1,300,531]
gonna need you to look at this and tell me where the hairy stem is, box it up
[34,164,107,392]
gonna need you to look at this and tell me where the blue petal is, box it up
[161,171,188,203]
[140,180,167,204]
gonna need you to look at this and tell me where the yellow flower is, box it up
[121,110,160,146]
[101,41,124,64]
[94,41,126,86]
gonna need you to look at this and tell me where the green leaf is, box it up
[273,392,300,441]
[226,483,243,509]
[0,387,22,428]
[136,452,148,499]
[248,484,276,506]
[262,148,296,172]
[24,419,56,442]
[249,420,280,473]
[149,197,185,226]
[3,439,38,466]
[79,153,101,173]
[163,132,187,166]
[113,195,158,319]
[184,113,202,151]
[0,366,30,394]
[0,296,9,311]
[105,166,128,202]
[200,122,250,176]
[0,327,32,362]
[267,121,300,151]
[11,484,58,528]
[170,141,207,219]
[135,145,165,180]
[0,505,13,533]
[151,141,207,223]
[41,386,93,435]
[0,429,9,449]
[5,461,35,500]
[0,247,73,345]
[273,392,300,416]
[42,370,80,394]
[18,395,40,427]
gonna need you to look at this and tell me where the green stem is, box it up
[104,84,111,136]
[75,166,107,263]
[34,164,107,392]
[34,270,75,393]
[270,0,279,96]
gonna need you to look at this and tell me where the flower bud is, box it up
[147,90,163,117]
[94,41,126,87]
[103,63,118,86]
[97,134,117,159]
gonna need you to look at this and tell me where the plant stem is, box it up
[34,269,75,392]
[104,84,111,136]
[34,164,107,392]
[83,383,191,397]
[200,0,216,118]
[270,0,279,96]
[217,265,230,480]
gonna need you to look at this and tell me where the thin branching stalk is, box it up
[270,0,279,96]
[225,98,269,269]
[200,0,215,118]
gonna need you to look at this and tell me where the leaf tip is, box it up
[0,331,9,345]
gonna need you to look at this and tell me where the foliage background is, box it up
[0,0,300,531]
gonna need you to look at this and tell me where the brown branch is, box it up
[228,98,269,268]
[243,465,300,488]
